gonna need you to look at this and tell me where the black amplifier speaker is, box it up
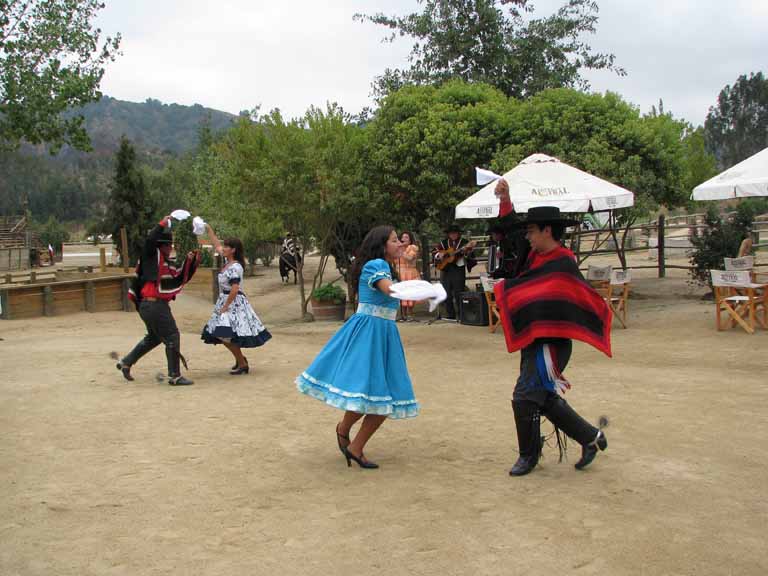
[459,291,489,326]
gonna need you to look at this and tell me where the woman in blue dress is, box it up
[296,225,419,469]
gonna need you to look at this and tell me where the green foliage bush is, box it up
[199,248,215,268]
[36,216,70,250]
[689,202,759,286]
[311,283,346,303]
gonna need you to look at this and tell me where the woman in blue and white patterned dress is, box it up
[296,225,419,469]
[201,225,271,374]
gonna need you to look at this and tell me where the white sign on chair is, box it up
[724,256,754,271]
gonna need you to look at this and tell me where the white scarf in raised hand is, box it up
[389,280,447,312]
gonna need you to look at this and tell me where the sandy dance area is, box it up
[1,260,767,575]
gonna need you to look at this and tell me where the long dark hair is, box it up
[349,225,398,301]
[223,237,245,266]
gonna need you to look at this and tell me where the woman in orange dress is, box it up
[396,231,421,321]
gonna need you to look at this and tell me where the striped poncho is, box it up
[493,247,612,358]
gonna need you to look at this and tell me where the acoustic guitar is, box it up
[435,240,477,271]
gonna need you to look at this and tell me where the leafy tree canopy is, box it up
[704,72,768,169]
[356,0,623,100]
[0,0,121,152]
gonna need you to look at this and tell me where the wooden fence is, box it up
[0,247,29,271]
[0,275,133,320]
[418,212,768,282]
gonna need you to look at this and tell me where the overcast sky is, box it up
[96,0,767,126]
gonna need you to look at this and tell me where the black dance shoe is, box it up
[116,362,134,382]
[343,447,379,469]
[230,363,249,375]
[509,455,538,476]
[231,357,248,371]
[335,424,350,456]
[168,375,194,386]
[575,430,608,470]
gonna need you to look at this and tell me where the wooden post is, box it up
[211,268,220,304]
[121,278,132,312]
[30,271,37,283]
[43,285,54,316]
[0,289,9,319]
[99,247,107,272]
[420,233,431,282]
[574,224,582,261]
[4,273,12,285]
[85,281,95,311]
[658,214,666,278]
[120,226,129,273]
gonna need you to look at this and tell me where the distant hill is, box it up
[0,96,237,222]
[79,96,236,155]
[25,96,236,161]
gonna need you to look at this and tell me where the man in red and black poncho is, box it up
[493,179,612,477]
[116,215,200,386]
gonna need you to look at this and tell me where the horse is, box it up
[279,251,300,284]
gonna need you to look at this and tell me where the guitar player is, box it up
[434,224,476,321]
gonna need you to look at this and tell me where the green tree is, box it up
[704,72,768,169]
[253,105,374,318]
[36,215,70,250]
[489,89,695,267]
[101,137,155,267]
[356,0,623,100]
[681,126,718,204]
[689,203,759,287]
[366,80,514,232]
[0,0,121,152]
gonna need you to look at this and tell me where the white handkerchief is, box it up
[171,209,191,221]
[476,167,502,186]
[192,216,206,236]
[390,280,448,312]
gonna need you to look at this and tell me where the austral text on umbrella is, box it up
[532,187,568,196]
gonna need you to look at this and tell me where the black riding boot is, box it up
[164,332,193,386]
[542,396,606,470]
[509,401,542,476]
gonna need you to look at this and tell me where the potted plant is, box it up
[311,283,347,321]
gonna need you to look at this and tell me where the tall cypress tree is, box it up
[104,137,155,267]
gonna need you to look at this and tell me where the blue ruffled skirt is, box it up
[296,311,419,419]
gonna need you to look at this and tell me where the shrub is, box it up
[689,203,757,286]
[311,283,346,303]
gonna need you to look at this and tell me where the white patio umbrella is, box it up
[692,146,768,201]
[455,153,635,219]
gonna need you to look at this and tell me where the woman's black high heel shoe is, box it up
[231,357,248,371]
[343,447,379,469]
[336,424,350,456]
[230,362,249,375]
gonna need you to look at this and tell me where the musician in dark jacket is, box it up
[434,224,474,320]
[117,215,200,385]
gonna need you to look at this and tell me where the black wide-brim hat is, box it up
[444,223,463,234]
[513,206,578,228]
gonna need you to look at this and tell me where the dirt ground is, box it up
[1,255,767,576]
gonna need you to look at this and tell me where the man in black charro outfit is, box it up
[116,215,200,386]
